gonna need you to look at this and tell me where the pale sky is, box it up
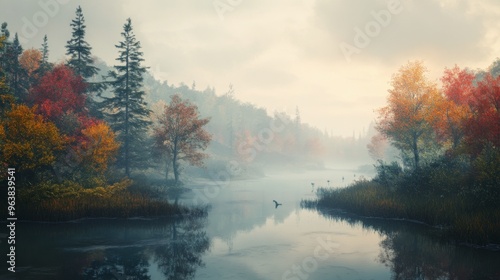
[2,0,500,136]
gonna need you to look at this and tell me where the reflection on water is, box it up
[314,208,500,280]
[153,217,210,280]
[379,230,500,279]
[1,215,209,279]
[2,169,500,279]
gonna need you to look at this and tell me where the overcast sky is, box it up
[2,0,499,137]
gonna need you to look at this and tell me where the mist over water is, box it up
[3,168,499,279]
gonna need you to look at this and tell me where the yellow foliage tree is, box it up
[0,104,66,174]
[77,121,120,173]
[377,61,442,169]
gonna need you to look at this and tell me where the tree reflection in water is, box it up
[313,208,500,280]
[80,215,210,280]
[82,247,150,279]
[378,230,500,279]
[154,216,210,279]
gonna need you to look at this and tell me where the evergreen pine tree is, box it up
[38,34,52,75]
[104,18,151,177]
[66,6,105,118]
[3,33,28,102]
[0,34,14,117]
[0,22,10,39]
[65,6,98,79]
[40,34,49,64]
[0,22,9,73]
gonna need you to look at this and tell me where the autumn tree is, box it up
[31,64,86,126]
[104,18,151,177]
[0,104,66,182]
[465,73,500,154]
[62,120,120,187]
[377,61,442,169]
[19,48,42,86]
[78,121,120,172]
[435,66,475,150]
[152,94,211,185]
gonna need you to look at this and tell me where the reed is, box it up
[309,179,500,245]
[12,179,201,222]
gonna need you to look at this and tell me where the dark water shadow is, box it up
[0,215,210,280]
[311,207,500,280]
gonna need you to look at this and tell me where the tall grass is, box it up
[10,179,204,222]
[18,193,193,221]
[307,179,500,245]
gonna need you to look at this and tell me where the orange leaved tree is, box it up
[78,121,120,172]
[152,94,211,185]
[377,61,442,169]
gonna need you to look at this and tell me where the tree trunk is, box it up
[165,153,171,184]
[124,48,130,177]
[173,154,179,186]
[412,135,419,169]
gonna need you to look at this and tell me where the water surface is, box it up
[2,169,500,279]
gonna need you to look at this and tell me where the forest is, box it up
[0,7,370,221]
[3,5,497,245]
[2,2,500,279]
[308,59,500,245]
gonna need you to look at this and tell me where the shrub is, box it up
[373,160,402,190]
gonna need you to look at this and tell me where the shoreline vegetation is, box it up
[300,60,500,249]
[302,159,500,247]
[8,179,207,222]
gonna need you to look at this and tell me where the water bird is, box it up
[273,200,282,208]
[327,180,330,187]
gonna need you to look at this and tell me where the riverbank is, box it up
[4,179,205,222]
[303,179,500,245]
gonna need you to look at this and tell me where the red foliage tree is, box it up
[31,64,86,120]
[437,66,475,149]
[465,73,500,154]
[441,65,475,105]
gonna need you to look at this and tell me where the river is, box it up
[2,168,500,279]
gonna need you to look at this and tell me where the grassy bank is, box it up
[7,179,204,222]
[304,179,500,245]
